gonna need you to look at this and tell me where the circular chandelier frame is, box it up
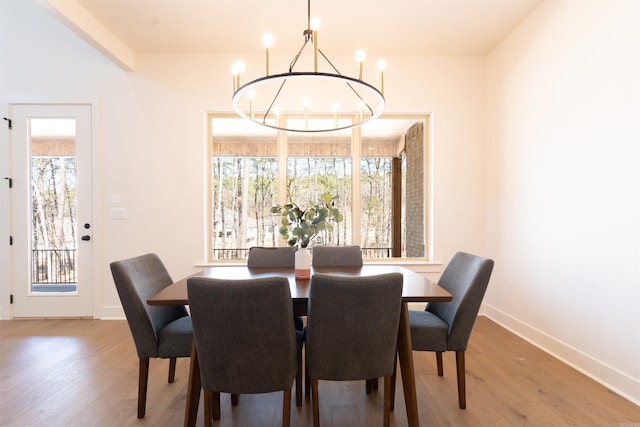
[232,72,385,133]
[230,0,386,133]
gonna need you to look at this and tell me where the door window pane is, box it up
[30,119,78,292]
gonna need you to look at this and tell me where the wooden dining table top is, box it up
[147,264,452,306]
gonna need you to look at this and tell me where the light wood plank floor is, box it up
[1,316,638,426]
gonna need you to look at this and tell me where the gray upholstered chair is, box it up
[110,253,193,418]
[247,246,296,268]
[308,245,368,393]
[311,245,363,268]
[247,246,302,330]
[408,251,494,409]
[305,273,403,427]
[187,276,299,427]
[247,245,304,405]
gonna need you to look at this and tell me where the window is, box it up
[208,114,429,262]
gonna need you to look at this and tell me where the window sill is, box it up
[196,258,443,274]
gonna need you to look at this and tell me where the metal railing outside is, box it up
[212,247,392,260]
[361,247,392,258]
[212,248,251,260]
[32,249,77,284]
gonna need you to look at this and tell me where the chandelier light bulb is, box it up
[262,33,273,48]
[310,17,321,31]
[377,59,387,72]
[231,60,246,91]
[230,61,240,76]
[233,61,245,74]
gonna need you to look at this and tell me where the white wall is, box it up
[0,1,486,316]
[485,0,640,404]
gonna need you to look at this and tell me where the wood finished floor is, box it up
[1,316,638,426]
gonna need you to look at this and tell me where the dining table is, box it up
[147,264,452,427]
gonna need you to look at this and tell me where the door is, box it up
[9,104,94,318]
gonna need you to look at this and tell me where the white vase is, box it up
[295,247,312,279]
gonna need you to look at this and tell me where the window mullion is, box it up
[351,113,362,248]
[277,117,287,247]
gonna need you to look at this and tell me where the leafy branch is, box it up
[271,192,344,248]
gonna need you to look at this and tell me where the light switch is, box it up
[110,207,126,219]
[109,195,122,206]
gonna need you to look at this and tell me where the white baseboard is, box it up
[483,303,640,406]
[99,305,125,320]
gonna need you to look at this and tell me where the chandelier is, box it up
[231,0,386,133]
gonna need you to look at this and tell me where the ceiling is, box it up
[38,0,542,138]
[45,0,542,66]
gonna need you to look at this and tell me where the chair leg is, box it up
[137,358,149,418]
[231,393,239,406]
[203,390,213,427]
[390,353,397,412]
[436,351,444,376]
[168,357,177,383]
[456,351,466,409]
[383,376,393,427]
[365,377,380,393]
[212,391,221,420]
[296,360,303,406]
[282,388,292,427]
[311,379,320,427]
[305,368,311,397]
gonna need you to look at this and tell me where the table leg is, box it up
[184,339,201,427]
[397,302,419,427]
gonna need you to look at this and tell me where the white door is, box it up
[9,104,94,318]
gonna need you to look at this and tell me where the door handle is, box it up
[81,235,91,241]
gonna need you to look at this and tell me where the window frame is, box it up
[206,112,431,263]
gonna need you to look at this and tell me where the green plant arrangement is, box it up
[271,192,344,249]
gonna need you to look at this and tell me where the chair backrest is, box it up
[305,273,403,381]
[427,251,494,351]
[247,246,295,268]
[187,276,297,394]
[311,245,363,267]
[110,253,188,358]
